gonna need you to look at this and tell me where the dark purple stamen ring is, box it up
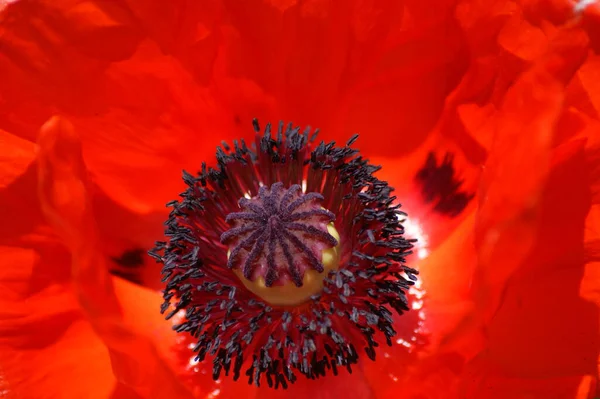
[150,119,417,389]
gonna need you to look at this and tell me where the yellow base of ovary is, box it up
[233,224,340,306]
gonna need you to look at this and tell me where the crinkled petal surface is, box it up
[0,241,116,399]
[448,19,600,399]
[0,116,194,398]
[0,0,470,213]
[0,128,35,189]
[0,0,600,398]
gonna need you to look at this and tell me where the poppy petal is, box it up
[0,243,192,399]
[578,54,600,119]
[0,268,117,399]
[521,0,600,53]
[253,367,375,399]
[0,129,35,189]
[0,0,142,138]
[474,140,597,376]
[418,212,479,350]
[36,115,194,398]
[120,0,220,79]
[63,42,237,214]
[453,25,600,397]
[203,0,468,156]
[461,359,597,399]
[0,2,237,214]
[469,27,587,331]
[0,225,115,399]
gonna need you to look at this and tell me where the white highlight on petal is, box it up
[402,217,429,260]
[395,338,412,347]
[399,215,428,338]
[0,374,9,398]
[170,309,187,331]
[574,0,597,13]
[0,0,18,12]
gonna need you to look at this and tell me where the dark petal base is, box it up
[415,152,474,217]
[110,248,146,285]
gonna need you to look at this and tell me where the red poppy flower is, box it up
[1,1,599,398]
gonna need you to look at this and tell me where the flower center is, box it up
[220,182,340,306]
[154,120,419,387]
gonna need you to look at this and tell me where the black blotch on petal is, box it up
[110,248,145,284]
[415,152,474,217]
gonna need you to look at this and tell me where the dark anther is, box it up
[415,152,474,217]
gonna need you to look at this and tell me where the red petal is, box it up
[478,140,596,375]
[0,0,142,136]
[206,0,467,156]
[255,368,374,399]
[0,128,35,189]
[582,2,600,53]
[497,11,549,61]
[0,2,238,213]
[36,116,194,398]
[521,0,600,53]
[461,360,597,399]
[0,242,116,399]
[472,27,588,328]
[121,0,221,81]
[521,0,575,26]
[578,54,600,118]
[70,42,235,213]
